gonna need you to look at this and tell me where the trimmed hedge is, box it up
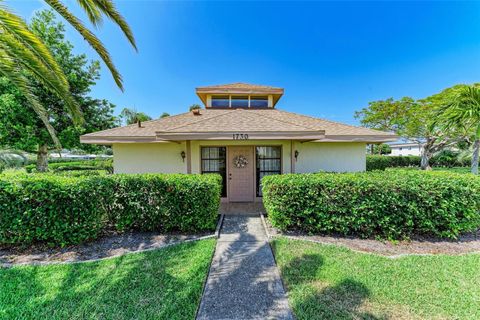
[24,160,111,173]
[104,174,222,233]
[366,155,421,171]
[367,153,470,171]
[262,170,480,239]
[0,175,105,246]
[0,173,221,246]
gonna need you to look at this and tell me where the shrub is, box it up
[389,155,421,167]
[430,150,471,167]
[24,160,109,173]
[104,174,221,233]
[0,173,221,246]
[366,155,421,171]
[262,170,480,239]
[0,150,28,168]
[0,175,106,246]
[367,153,470,171]
[53,170,106,177]
[98,158,113,174]
[366,155,394,171]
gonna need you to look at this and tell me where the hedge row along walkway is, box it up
[197,214,294,320]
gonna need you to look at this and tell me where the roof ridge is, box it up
[83,111,195,136]
[249,109,321,131]
[159,109,239,131]
[274,109,395,135]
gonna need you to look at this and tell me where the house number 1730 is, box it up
[233,133,249,140]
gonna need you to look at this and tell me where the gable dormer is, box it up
[196,82,284,109]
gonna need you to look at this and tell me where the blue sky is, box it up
[8,1,480,125]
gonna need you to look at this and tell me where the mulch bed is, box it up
[0,231,213,267]
[266,222,480,257]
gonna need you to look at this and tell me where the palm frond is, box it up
[437,86,480,134]
[76,0,137,51]
[75,0,102,26]
[44,0,125,91]
[0,149,28,167]
[0,33,83,124]
[0,6,68,88]
[0,53,61,148]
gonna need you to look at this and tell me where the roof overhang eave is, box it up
[80,135,160,145]
[311,135,398,143]
[155,130,325,141]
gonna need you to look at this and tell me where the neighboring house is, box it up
[81,83,396,202]
[49,152,112,160]
[388,141,423,156]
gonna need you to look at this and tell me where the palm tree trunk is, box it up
[36,144,48,172]
[471,139,480,174]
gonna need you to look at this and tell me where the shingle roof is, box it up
[81,108,396,143]
[196,82,283,91]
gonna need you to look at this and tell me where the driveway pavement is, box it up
[196,214,294,320]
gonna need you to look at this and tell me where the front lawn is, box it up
[272,237,480,320]
[0,239,215,320]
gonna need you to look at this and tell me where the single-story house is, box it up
[81,83,396,202]
[388,140,423,156]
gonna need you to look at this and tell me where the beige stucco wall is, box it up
[112,140,366,174]
[294,142,366,173]
[112,143,187,174]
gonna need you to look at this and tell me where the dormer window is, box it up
[211,95,229,108]
[250,96,268,108]
[196,83,284,109]
[231,96,249,108]
[209,95,270,108]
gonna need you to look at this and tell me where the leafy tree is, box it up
[354,97,414,133]
[120,107,152,125]
[0,0,135,146]
[371,144,391,155]
[160,112,170,118]
[189,104,201,111]
[437,86,480,174]
[355,97,413,156]
[414,86,470,170]
[0,11,118,171]
[355,91,466,170]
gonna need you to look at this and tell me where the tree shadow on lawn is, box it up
[280,253,381,320]
[0,240,213,320]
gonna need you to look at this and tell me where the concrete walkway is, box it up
[196,214,294,320]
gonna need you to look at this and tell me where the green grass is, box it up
[0,239,215,320]
[272,237,480,320]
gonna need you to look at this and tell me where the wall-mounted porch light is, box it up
[181,151,186,162]
[294,150,299,161]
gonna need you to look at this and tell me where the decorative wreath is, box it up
[233,155,248,168]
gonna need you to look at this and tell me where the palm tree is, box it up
[439,86,480,174]
[120,107,152,125]
[0,0,136,148]
[189,104,201,111]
